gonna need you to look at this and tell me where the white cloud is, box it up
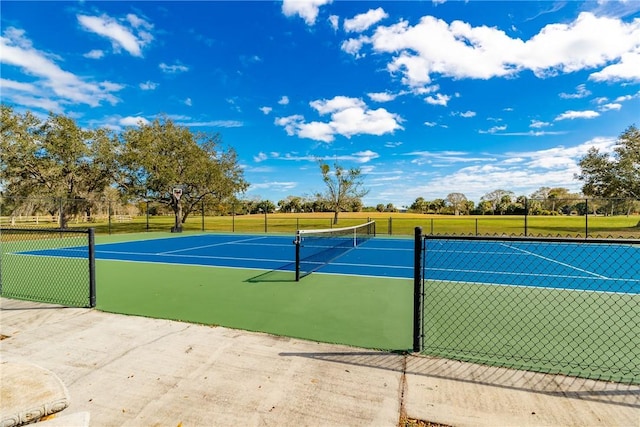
[139,81,157,90]
[478,125,507,134]
[344,8,388,33]
[250,181,298,191]
[425,93,450,106]
[368,91,397,102]
[453,110,476,118]
[0,78,36,92]
[260,106,272,115]
[159,62,189,73]
[384,141,403,148]
[614,93,636,102]
[599,102,622,111]
[281,0,332,25]
[348,12,640,88]
[554,110,600,120]
[120,116,150,126]
[407,151,496,166]
[530,120,550,128]
[391,136,619,203]
[77,13,153,57]
[341,36,369,57]
[278,96,290,105]
[184,98,192,106]
[254,152,268,162]
[559,84,591,99]
[589,48,640,82]
[275,96,403,142]
[83,49,105,59]
[424,121,437,127]
[0,27,123,109]
[310,95,364,114]
[328,15,339,31]
[179,120,243,128]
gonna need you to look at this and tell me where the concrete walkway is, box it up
[1,298,638,426]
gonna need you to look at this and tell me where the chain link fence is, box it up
[0,228,95,308]
[413,228,639,384]
[1,196,639,237]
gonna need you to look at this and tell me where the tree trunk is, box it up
[333,210,339,224]
[172,199,183,232]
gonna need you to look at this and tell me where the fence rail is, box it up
[2,196,640,238]
[413,227,640,384]
[0,227,96,308]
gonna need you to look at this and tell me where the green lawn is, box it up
[4,211,639,238]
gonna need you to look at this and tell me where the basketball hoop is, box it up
[172,187,183,201]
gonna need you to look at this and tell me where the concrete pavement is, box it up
[1,297,638,426]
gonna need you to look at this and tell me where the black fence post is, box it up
[201,199,205,231]
[108,200,112,235]
[524,197,529,237]
[295,237,301,282]
[88,228,96,308]
[413,226,423,353]
[146,200,149,232]
[585,198,589,238]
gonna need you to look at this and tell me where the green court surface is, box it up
[3,230,637,384]
[421,281,639,384]
[96,260,413,351]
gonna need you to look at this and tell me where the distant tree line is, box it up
[407,187,639,216]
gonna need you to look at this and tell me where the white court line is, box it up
[158,236,272,254]
[428,266,600,281]
[500,243,609,279]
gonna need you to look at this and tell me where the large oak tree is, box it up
[1,106,118,227]
[119,117,247,231]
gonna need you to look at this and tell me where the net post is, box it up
[88,228,96,308]
[295,231,301,282]
[413,226,423,353]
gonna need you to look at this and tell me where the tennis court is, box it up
[20,232,639,293]
[3,228,639,382]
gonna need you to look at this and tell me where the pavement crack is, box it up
[398,353,409,426]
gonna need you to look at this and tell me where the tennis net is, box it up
[294,221,376,281]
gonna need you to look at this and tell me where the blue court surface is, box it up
[23,233,640,294]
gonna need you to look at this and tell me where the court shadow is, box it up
[246,263,297,283]
[279,351,640,409]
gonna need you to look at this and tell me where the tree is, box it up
[256,199,276,214]
[430,198,445,214]
[481,189,514,214]
[576,125,640,199]
[120,117,247,231]
[318,162,369,224]
[0,106,118,227]
[445,192,468,215]
[410,197,428,213]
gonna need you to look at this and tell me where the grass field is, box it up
[4,211,640,238]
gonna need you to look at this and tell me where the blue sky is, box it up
[1,1,639,207]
